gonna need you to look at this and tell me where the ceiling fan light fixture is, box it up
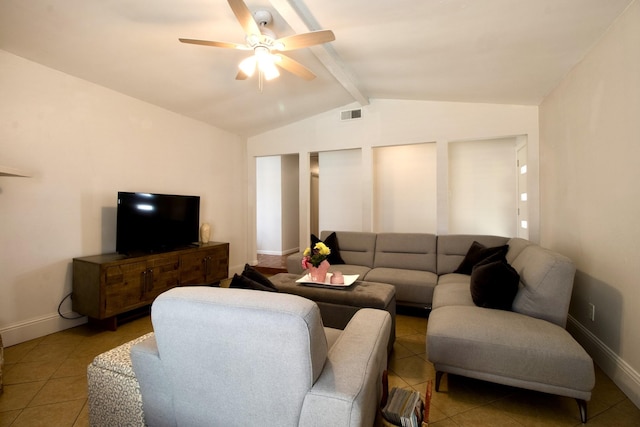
[253,48,278,80]
[179,0,332,86]
[260,60,280,81]
[247,34,260,46]
[238,56,257,77]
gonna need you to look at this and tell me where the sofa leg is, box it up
[435,371,444,392]
[576,399,587,423]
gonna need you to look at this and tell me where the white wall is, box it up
[318,149,363,232]
[255,154,299,255]
[247,99,539,255]
[256,156,282,254]
[539,0,640,406]
[0,51,247,346]
[281,154,299,255]
[449,137,518,236]
[373,143,437,233]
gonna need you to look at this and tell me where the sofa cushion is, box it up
[320,231,377,268]
[373,233,437,272]
[470,260,519,310]
[510,245,576,327]
[454,241,509,275]
[505,237,532,264]
[437,235,510,275]
[242,264,278,291]
[432,276,474,309]
[364,267,437,305]
[311,232,345,265]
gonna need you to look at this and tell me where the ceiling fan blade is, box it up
[228,0,261,37]
[275,30,335,51]
[236,70,249,80]
[179,38,249,50]
[275,54,316,81]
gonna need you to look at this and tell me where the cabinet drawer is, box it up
[145,256,180,299]
[103,262,147,316]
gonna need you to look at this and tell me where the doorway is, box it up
[255,154,299,257]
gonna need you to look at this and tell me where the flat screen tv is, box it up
[116,192,200,255]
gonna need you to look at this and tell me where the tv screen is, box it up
[116,192,200,255]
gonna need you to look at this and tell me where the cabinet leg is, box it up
[88,316,117,331]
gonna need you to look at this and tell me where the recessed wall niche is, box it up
[372,143,437,233]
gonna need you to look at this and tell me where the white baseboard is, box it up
[257,250,282,255]
[256,247,299,256]
[567,315,640,408]
[1,312,87,347]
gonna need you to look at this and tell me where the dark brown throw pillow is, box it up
[311,232,345,264]
[454,241,508,275]
[470,260,520,310]
[229,274,278,292]
[242,264,278,291]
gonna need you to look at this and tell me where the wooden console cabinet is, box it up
[72,242,229,329]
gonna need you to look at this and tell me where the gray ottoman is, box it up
[269,273,396,354]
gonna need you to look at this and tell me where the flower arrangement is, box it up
[301,241,331,269]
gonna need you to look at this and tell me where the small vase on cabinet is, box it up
[200,223,211,243]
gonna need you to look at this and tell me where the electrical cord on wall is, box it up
[58,292,84,320]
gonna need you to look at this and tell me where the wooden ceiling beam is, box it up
[270,0,370,106]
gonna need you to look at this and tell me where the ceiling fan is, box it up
[179,0,335,84]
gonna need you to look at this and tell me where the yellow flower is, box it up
[315,242,331,256]
[302,242,332,268]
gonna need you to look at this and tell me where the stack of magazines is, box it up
[381,387,424,427]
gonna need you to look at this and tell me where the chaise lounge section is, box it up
[428,236,595,423]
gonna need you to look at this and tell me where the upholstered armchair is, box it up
[130,287,391,427]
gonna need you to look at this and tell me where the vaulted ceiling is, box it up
[0,0,634,137]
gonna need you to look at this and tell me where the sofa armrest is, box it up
[287,252,305,274]
[130,335,176,427]
[299,308,391,427]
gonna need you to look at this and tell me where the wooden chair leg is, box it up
[576,399,588,423]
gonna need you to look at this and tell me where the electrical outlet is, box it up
[588,303,595,322]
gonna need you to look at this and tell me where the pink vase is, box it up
[309,260,330,282]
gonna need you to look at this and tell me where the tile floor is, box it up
[2,305,639,426]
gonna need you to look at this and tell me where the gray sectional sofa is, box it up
[287,231,595,422]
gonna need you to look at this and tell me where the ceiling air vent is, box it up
[340,109,362,121]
